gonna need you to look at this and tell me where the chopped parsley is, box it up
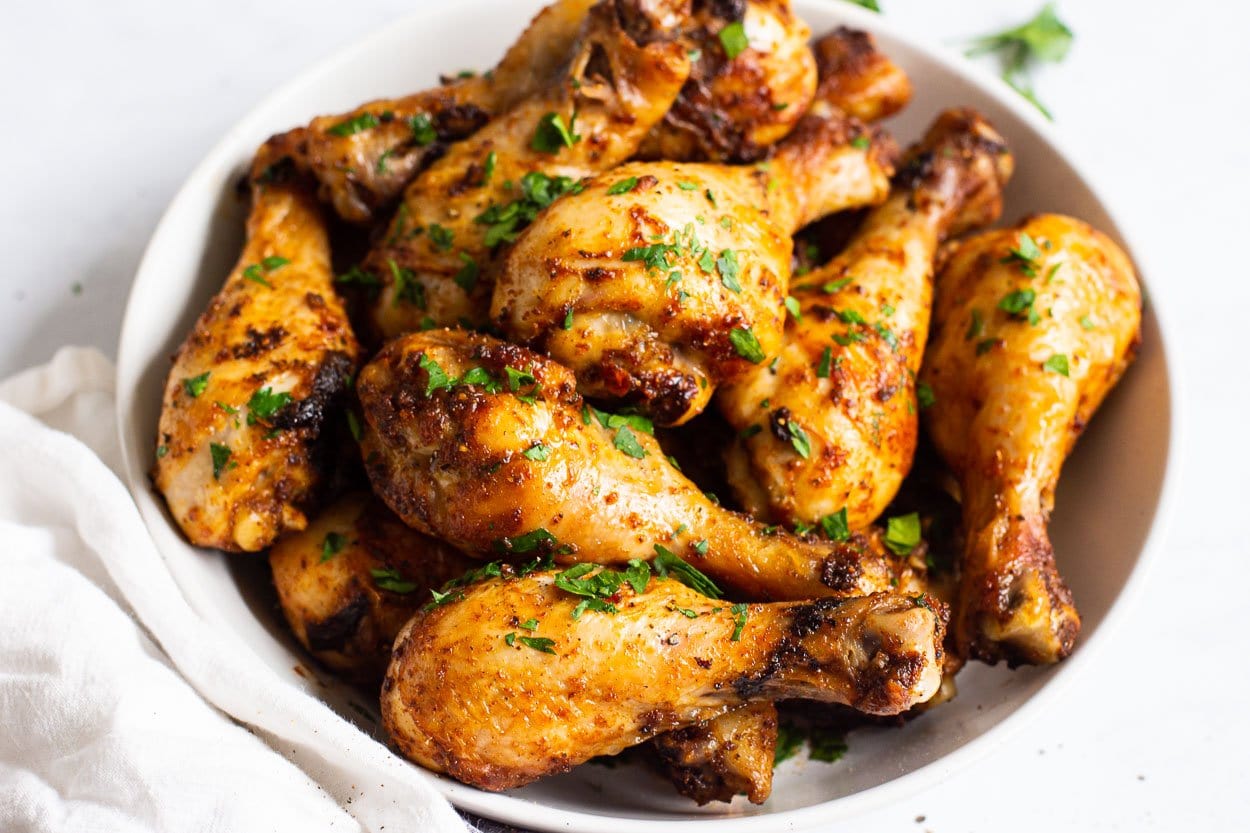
[321,532,346,562]
[389,259,425,308]
[183,372,210,398]
[607,176,639,195]
[245,387,292,425]
[371,567,417,593]
[816,346,833,378]
[998,288,1039,324]
[884,512,922,556]
[209,442,232,479]
[729,327,765,363]
[327,112,379,137]
[453,252,479,292]
[1079,314,1096,330]
[1044,353,1070,376]
[677,180,698,191]
[850,134,871,150]
[916,380,936,409]
[346,410,363,441]
[1001,232,1044,276]
[493,528,559,554]
[476,171,583,247]
[784,295,802,320]
[613,425,648,459]
[563,308,574,329]
[820,508,850,541]
[652,545,722,598]
[531,111,580,153]
[729,602,748,641]
[241,255,289,288]
[716,249,742,292]
[522,442,551,461]
[517,635,556,654]
[337,265,380,291]
[427,223,454,251]
[482,151,497,184]
[965,308,984,340]
[718,21,749,59]
[409,113,437,145]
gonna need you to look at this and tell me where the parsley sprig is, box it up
[966,4,1074,119]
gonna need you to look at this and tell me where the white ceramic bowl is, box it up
[114,1,1177,830]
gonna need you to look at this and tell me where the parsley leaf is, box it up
[816,346,832,378]
[718,21,749,59]
[370,567,417,593]
[716,249,742,292]
[607,176,639,195]
[820,508,850,542]
[884,512,922,556]
[183,372,210,398]
[409,113,437,145]
[522,442,551,461]
[327,112,379,137]
[245,387,292,425]
[916,381,936,409]
[613,425,648,459]
[784,295,802,320]
[531,111,580,153]
[730,602,749,641]
[652,545,722,599]
[1044,353,1070,376]
[209,442,232,479]
[453,252,479,292]
[965,4,1074,120]
[428,223,453,251]
[729,327,765,363]
[493,528,559,554]
[321,532,346,562]
[519,635,556,654]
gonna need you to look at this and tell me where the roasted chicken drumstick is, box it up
[382,569,946,790]
[492,108,897,425]
[356,329,928,600]
[718,109,1013,529]
[364,0,692,338]
[921,214,1141,664]
[154,133,359,551]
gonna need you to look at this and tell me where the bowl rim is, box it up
[114,1,1181,830]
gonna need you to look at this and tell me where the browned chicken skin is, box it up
[269,492,476,681]
[635,0,817,162]
[364,0,693,338]
[154,133,359,551]
[300,0,597,223]
[921,214,1141,665]
[492,109,897,425]
[356,329,931,601]
[382,570,946,790]
[811,26,913,123]
[718,109,1013,529]
[653,701,777,804]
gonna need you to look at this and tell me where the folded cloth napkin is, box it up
[0,347,472,833]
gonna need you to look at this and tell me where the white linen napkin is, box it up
[0,347,471,833]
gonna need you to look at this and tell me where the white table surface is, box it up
[3,1,1248,830]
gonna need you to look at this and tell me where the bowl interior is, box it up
[114,1,1172,830]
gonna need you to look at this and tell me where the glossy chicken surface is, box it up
[269,492,475,681]
[382,570,946,790]
[493,109,897,424]
[357,329,929,599]
[301,0,596,223]
[811,26,913,123]
[154,134,359,551]
[719,109,1012,529]
[653,701,777,805]
[364,0,692,338]
[636,0,817,162]
[921,214,1141,664]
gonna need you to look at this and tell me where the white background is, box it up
[2,0,1248,830]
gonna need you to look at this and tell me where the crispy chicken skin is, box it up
[301,0,596,223]
[356,329,926,600]
[718,109,1013,528]
[636,0,817,162]
[492,110,897,425]
[921,214,1141,665]
[652,701,777,805]
[154,133,359,551]
[811,26,913,123]
[381,571,946,790]
[364,0,693,338]
[269,493,475,681]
